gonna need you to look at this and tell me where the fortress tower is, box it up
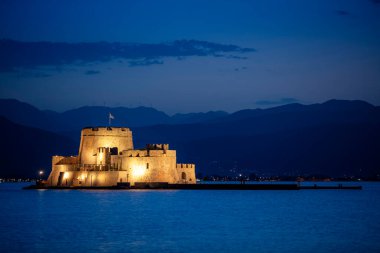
[46,127,196,187]
[78,127,133,165]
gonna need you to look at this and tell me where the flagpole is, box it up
[109,112,114,126]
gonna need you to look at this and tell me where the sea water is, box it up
[0,182,379,253]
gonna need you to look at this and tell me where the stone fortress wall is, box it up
[47,127,196,187]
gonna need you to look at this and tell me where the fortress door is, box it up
[57,172,64,186]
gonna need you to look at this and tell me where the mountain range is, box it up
[0,98,379,179]
[0,116,77,178]
[0,99,228,131]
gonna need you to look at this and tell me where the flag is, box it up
[109,113,115,120]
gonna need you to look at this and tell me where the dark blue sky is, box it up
[0,0,379,113]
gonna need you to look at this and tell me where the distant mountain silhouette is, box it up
[133,100,380,142]
[0,99,60,130]
[171,111,228,124]
[132,100,380,178]
[0,99,229,132]
[0,99,379,178]
[60,106,170,130]
[173,123,380,178]
[0,116,77,178]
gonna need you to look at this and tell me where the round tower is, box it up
[78,127,133,165]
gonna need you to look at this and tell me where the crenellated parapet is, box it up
[176,163,195,169]
[146,144,169,150]
[81,126,131,135]
[122,150,149,157]
[122,148,176,157]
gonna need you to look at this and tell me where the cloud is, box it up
[0,39,255,72]
[85,70,100,75]
[128,58,164,67]
[255,98,299,106]
[226,55,248,60]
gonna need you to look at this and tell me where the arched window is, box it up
[181,172,186,180]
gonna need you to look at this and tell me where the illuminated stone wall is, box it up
[121,150,178,185]
[47,169,127,187]
[78,127,133,165]
[47,163,76,186]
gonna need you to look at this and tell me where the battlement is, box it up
[96,147,118,154]
[146,144,169,150]
[176,163,195,169]
[122,150,149,157]
[81,127,132,136]
[97,147,109,153]
[122,149,176,157]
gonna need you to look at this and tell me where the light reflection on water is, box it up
[0,182,379,253]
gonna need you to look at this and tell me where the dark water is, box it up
[1,182,380,253]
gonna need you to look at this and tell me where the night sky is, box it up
[0,0,379,114]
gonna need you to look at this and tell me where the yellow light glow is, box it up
[63,172,69,179]
[132,164,146,178]
[77,174,86,181]
[98,152,104,163]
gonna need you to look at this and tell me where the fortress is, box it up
[46,127,196,187]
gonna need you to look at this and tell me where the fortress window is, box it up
[110,147,118,155]
[182,172,186,180]
[146,163,149,169]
